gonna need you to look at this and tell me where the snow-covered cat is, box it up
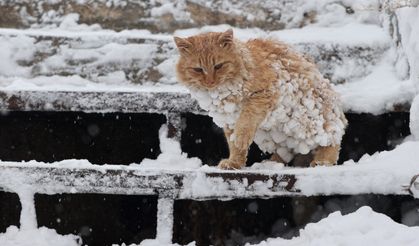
[174,29,347,169]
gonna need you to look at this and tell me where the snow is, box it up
[290,140,419,196]
[132,124,202,170]
[149,1,190,21]
[333,4,419,114]
[335,56,417,114]
[0,76,189,93]
[0,173,80,246]
[0,226,81,246]
[178,139,419,198]
[156,198,174,243]
[0,35,35,77]
[57,13,101,32]
[116,240,195,246]
[17,190,37,231]
[248,206,419,246]
[188,0,381,29]
[0,141,418,199]
[1,12,407,115]
[173,23,390,47]
[269,23,390,46]
[410,95,419,140]
[396,6,419,89]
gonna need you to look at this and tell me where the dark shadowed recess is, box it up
[173,195,418,246]
[181,112,410,166]
[0,111,410,165]
[35,194,157,246]
[0,111,165,164]
[0,191,21,233]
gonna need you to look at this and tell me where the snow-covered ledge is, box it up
[0,156,417,200]
[0,162,298,199]
[0,88,202,114]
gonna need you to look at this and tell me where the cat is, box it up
[174,29,347,169]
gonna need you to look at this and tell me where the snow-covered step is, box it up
[1,142,418,199]
[0,86,412,115]
[0,161,298,199]
[0,24,390,86]
[0,88,201,114]
[0,0,382,32]
[0,89,410,116]
[0,137,419,199]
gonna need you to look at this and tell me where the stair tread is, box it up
[0,24,389,86]
[0,80,412,114]
[0,152,418,198]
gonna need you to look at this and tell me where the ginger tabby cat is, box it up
[174,29,347,169]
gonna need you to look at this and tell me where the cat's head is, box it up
[174,29,242,90]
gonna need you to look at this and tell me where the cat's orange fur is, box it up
[174,29,347,169]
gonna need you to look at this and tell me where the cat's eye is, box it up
[193,67,204,73]
[214,63,223,70]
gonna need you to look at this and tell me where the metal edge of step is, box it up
[0,89,203,114]
[0,162,416,199]
[0,163,300,199]
[0,89,410,114]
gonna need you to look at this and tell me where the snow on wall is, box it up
[395,5,419,88]
[410,95,419,140]
[332,4,419,114]
[0,35,35,77]
[136,125,202,170]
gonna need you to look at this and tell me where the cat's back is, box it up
[245,38,318,76]
[246,38,301,61]
[244,38,290,67]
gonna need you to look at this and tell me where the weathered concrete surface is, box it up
[0,90,201,114]
[0,0,377,32]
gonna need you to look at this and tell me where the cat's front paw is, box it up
[232,129,253,150]
[218,159,245,170]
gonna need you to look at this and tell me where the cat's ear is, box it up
[174,37,192,55]
[218,29,234,48]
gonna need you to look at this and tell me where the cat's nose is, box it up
[206,80,215,85]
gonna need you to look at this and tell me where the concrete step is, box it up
[0,0,381,32]
[0,25,390,86]
[0,160,417,199]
